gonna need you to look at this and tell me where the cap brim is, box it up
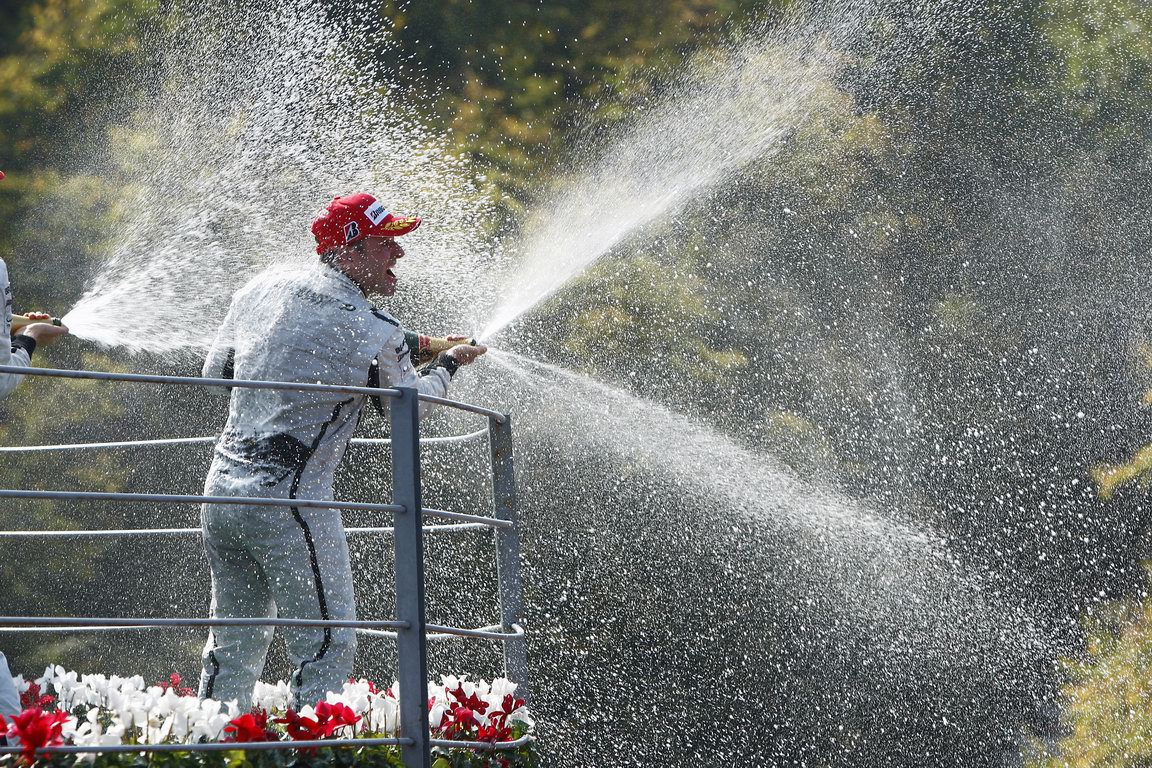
[366,215,422,238]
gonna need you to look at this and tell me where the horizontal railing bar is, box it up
[0,626,155,632]
[352,427,490,447]
[0,428,492,454]
[429,734,534,751]
[418,392,507,423]
[0,366,506,422]
[0,625,508,640]
[421,507,512,528]
[0,523,491,538]
[0,616,407,630]
[0,497,503,526]
[358,623,517,641]
[425,622,525,640]
[0,489,404,514]
[0,436,217,452]
[0,365,402,399]
[0,735,533,756]
[0,738,414,754]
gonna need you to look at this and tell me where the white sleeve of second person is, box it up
[202,298,239,396]
[0,260,33,400]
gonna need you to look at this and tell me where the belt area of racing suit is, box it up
[213,429,311,488]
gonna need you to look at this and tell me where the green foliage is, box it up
[0,0,156,154]
[1094,344,1152,500]
[1040,0,1152,137]
[562,256,747,392]
[1024,570,1152,767]
[376,0,786,215]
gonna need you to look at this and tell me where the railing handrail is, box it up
[0,364,508,421]
[0,617,524,640]
[0,616,407,629]
[0,427,491,453]
[0,488,403,514]
[0,364,400,399]
[417,392,507,422]
[2,622,523,642]
[0,523,492,538]
[0,490,511,528]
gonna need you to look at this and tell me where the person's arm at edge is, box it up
[0,260,28,398]
[202,299,239,396]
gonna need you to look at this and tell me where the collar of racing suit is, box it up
[316,263,404,329]
[317,263,365,299]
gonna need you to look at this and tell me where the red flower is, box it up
[440,704,481,738]
[447,685,489,716]
[4,708,69,763]
[476,723,513,743]
[453,706,478,729]
[313,701,360,736]
[156,672,196,697]
[18,681,55,711]
[223,711,274,743]
[274,709,325,741]
[489,693,526,729]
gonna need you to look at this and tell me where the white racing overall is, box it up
[197,264,451,707]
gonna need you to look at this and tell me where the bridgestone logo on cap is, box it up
[364,201,389,226]
[344,221,360,242]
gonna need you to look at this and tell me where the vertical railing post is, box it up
[488,413,531,702]
[390,388,430,768]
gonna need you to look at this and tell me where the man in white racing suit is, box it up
[197,193,486,707]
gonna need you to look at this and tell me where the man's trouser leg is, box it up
[0,652,19,717]
[199,503,275,706]
[251,505,356,709]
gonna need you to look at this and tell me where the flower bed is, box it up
[0,667,536,767]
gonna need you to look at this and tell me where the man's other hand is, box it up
[445,343,487,365]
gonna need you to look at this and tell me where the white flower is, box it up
[488,677,518,701]
[508,707,534,728]
[81,673,109,699]
[366,692,398,734]
[429,700,448,730]
[190,711,230,743]
[331,686,369,718]
[253,680,291,713]
[165,695,207,743]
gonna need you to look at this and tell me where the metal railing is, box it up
[0,364,531,768]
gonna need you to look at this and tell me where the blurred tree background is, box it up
[3,0,1152,764]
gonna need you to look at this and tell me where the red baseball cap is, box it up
[311,193,422,254]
